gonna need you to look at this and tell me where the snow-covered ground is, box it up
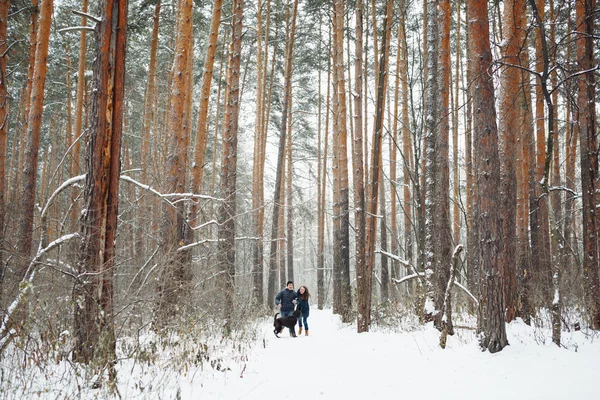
[3,308,599,399]
[185,309,599,399]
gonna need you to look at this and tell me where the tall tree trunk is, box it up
[252,0,267,305]
[73,0,127,370]
[399,9,413,268]
[364,0,393,328]
[286,96,294,283]
[390,2,401,286]
[317,27,330,310]
[468,0,508,353]
[268,0,297,308]
[465,0,477,301]
[531,0,552,306]
[218,0,243,334]
[354,0,368,332]
[563,13,577,291]
[435,0,453,329]
[423,0,441,324]
[0,0,9,301]
[523,44,536,325]
[16,0,53,276]
[157,0,194,322]
[332,0,352,322]
[452,0,461,247]
[499,0,525,323]
[576,0,600,330]
[73,0,88,172]
[192,0,222,215]
[137,0,159,258]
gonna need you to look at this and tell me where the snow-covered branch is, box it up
[58,26,96,34]
[40,174,85,219]
[71,9,101,23]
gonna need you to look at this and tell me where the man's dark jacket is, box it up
[275,288,298,312]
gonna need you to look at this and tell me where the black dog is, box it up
[273,309,302,338]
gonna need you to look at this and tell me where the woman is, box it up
[296,286,310,336]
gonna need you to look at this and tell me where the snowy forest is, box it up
[0,0,599,398]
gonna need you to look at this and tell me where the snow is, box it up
[2,309,599,399]
[189,310,599,400]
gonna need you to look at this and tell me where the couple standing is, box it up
[275,281,310,336]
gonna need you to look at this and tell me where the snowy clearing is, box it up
[169,309,599,399]
[3,308,599,399]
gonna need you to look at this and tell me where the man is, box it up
[275,281,298,335]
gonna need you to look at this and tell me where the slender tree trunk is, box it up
[436,0,453,330]
[390,3,401,285]
[218,0,243,334]
[0,0,9,301]
[268,0,297,308]
[364,0,393,328]
[354,0,368,332]
[317,27,330,310]
[576,0,600,330]
[72,0,87,179]
[465,0,477,300]
[192,0,222,211]
[73,0,127,370]
[531,0,552,306]
[452,0,461,247]
[16,0,53,275]
[286,96,294,283]
[424,0,441,323]
[468,0,508,352]
[252,0,266,305]
[399,10,413,268]
[523,44,536,325]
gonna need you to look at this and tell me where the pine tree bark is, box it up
[268,0,297,308]
[332,0,352,322]
[576,0,600,330]
[252,0,266,305]
[436,0,453,330]
[468,0,508,352]
[0,0,8,301]
[531,0,552,306]
[192,0,222,215]
[354,0,368,332]
[218,0,243,334]
[317,29,331,310]
[399,11,413,268]
[499,0,525,323]
[157,0,194,322]
[73,0,127,367]
[16,0,53,276]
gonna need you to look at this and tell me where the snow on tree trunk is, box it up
[467,0,508,353]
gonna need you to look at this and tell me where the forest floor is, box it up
[3,308,599,399]
[186,309,599,399]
